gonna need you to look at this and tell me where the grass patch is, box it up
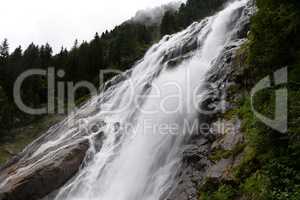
[0,114,64,165]
[210,143,246,162]
[240,172,271,200]
[199,185,237,200]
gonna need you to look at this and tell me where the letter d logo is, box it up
[251,67,288,133]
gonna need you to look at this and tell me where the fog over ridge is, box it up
[130,1,183,26]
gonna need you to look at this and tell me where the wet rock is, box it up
[91,125,100,133]
[211,118,243,151]
[90,120,106,134]
[114,133,122,145]
[113,122,121,132]
[181,38,198,55]
[164,136,211,200]
[183,145,208,164]
[206,150,244,184]
[0,140,89,200]
[231,0,256,40]
[162,35,199,66]
[93,131,105,152]
[205,118,244,184]
[166,55,191,69]
[207,158,233,181]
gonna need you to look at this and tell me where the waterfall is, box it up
[0,1,250,199]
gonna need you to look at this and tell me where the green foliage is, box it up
[200,185,237,200]
[222,1,300,199]
[0,114,64,165]
[0,22,155,134]
[249,0,300,78]
[246,2,300,199]
[160,0,226,36]
[209,143,246,162]
[241,172,271,200]
[160,11,178,36]
[199,1,300,199]
[0,39,9,59]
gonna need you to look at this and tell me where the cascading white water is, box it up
[53,1,248,200]
[0,1,249,199]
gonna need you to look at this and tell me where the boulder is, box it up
[0,140,89,200]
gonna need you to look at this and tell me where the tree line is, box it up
[0,0,227,136]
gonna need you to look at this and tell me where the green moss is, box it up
[199,185,237,200]
[223,109,238,120]
[213,185,237,200]
[209,149,232,162]
[235,41,250,69]
[210,143,246,162]
[241,172,271,200]
[233,146,257,180]
[0,149,11,164]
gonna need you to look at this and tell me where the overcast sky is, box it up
[0,0,182,53]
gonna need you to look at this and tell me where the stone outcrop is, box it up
[0,140,89,200]
[206,118,244,183]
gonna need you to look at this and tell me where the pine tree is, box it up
[40,43,53,68]
[89,32,104,78]
[72,39,79,50]
[0,39,9,96]
[160,11,178,36]
[2,46,22,99]
[0,39,9,59]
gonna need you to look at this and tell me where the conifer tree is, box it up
[0,39,9,59]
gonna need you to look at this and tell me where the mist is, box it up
[130,1,182,26]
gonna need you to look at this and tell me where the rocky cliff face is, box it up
[164,1,256,199]
[163,43,248,200]
[164,43,249,200]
